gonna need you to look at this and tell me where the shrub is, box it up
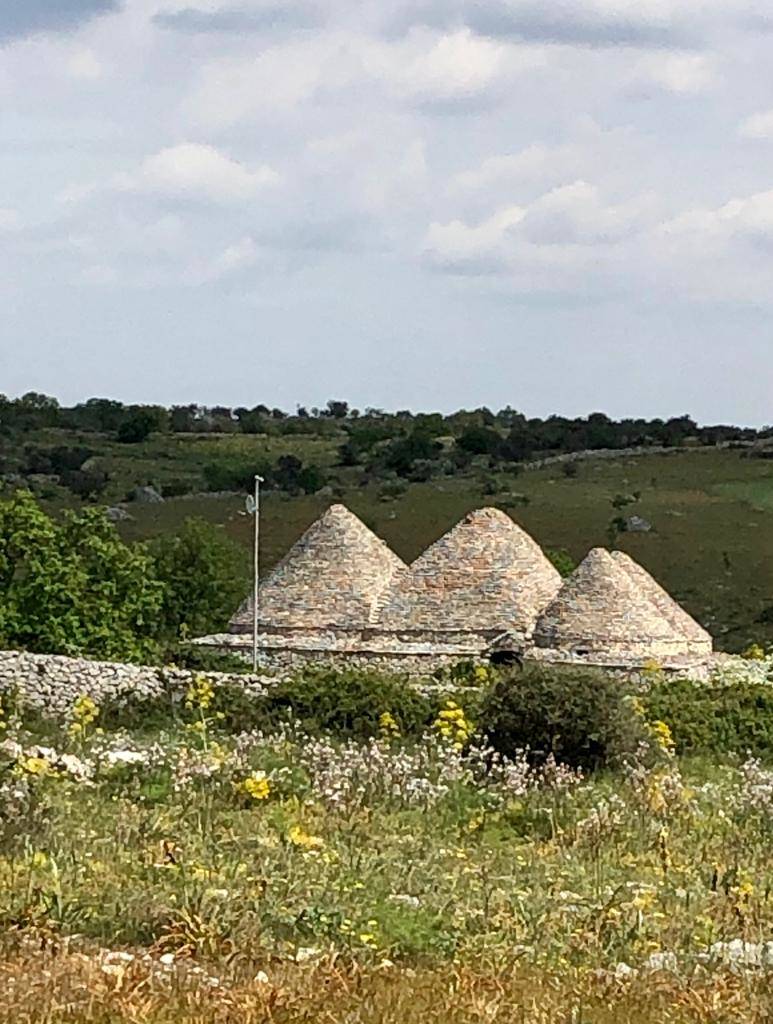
[202,459,267,493]
[219,667,437,738]
[478,665,646,770]
[166,645,254,674]
[545,548,576,578]
[117,411,158,444]
[95,668,465,738]
[644,677,773,759]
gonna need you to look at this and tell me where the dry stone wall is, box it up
[0,650,275,720]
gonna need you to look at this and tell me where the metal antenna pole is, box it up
[252,475,264,672]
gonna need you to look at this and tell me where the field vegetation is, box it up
[4,663,773,1022]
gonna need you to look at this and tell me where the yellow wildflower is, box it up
[650,720,675,753]
[379,711,400,739]
[185,675,215,712]
[288,825,325,851]
[433,701,474,749]
[743,643,767,661]
[238,772,271,801]
[19,756,52,777]
[68,694,99,739]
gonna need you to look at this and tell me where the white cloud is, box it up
[427,180,653,271]
[633,52,718,94]
[383,28,538,105]
[424,180,658,292]
[386,0,732,49]
[117,143,281,202]
[186,27,545,128]
[425,205,525,271]
[520,181,653,245]
[452,145,564,193]
[204,235,259,279]
[661,188,773,243]
[0,208,21,231]
[186,36,349,126]
[66,49,103,80]
[738,109,773,139]
[424,183,773,301]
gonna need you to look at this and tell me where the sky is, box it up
[1,1,773,423]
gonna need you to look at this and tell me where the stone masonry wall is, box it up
[0,647,463,719]
[0,650,276,720]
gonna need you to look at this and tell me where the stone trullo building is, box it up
[195,503,713,675]
[377,507,561,647]
[528,547,712,670]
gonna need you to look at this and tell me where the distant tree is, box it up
[69,398,125,432]
[0,491,162,661]
[202,458,270,493]
[170,404,201,432]
[271,455,327,494]
[380,430,441,477]
[60,467,109,501]
[1,392,60,431]
[117,409,160,444]
[498,426,535,463]
[323,400,349,419]
[457,426,501,456]
[235,406,272,434]
[296,464,327,494]
[150,518,248,641]
[659,415,698,447]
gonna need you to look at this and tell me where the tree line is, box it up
[2,391,766,451]
[2,392,769,499]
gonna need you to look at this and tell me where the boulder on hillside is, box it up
[106,506,132,522]
[625,515,652,533]
[132,485,164,504]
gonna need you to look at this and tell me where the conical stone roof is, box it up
[610,550,712,653]
[376,507,561,636]
[230,504,406,632]
[532,547,705,662]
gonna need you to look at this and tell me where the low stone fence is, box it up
[0,650,276,720]
[521,444,719,471]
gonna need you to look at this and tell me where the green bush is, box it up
[97,667,447,739]
[478,665,646,770]
[645,678,773,759]
[165,644,254,674]
[149,518,248,641]
[218,667,437,738]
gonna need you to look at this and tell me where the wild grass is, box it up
[4,683,773,1022]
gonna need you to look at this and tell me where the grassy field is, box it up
[4,683,773,1023]
[114,447,773,652]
